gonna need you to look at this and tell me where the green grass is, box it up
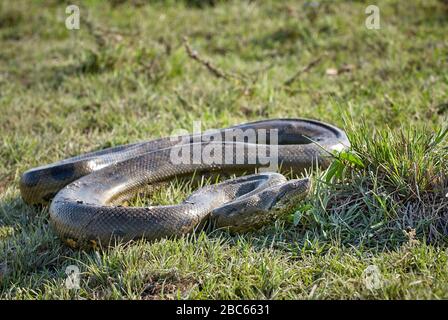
[0,0,448,299]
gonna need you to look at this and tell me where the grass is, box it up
[0,0,447,299]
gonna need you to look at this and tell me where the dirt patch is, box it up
[141,270,199,300]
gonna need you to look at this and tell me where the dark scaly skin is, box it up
[19,119,350,244]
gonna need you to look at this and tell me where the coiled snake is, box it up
[20,119,349,245]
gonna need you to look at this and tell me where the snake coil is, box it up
[20,119,349,244]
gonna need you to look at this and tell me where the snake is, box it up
[19,119,349,245]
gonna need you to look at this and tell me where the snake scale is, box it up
[20,119,349,245]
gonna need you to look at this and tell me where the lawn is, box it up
[0,0,447,299]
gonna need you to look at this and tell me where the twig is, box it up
[183,36,243,81]
[283,54,326,86]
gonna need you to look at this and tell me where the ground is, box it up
[0,0,447,299]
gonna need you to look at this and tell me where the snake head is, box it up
[269,178,311,215]
[211,176,311,233]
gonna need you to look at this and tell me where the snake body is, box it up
[20,119,349,244]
